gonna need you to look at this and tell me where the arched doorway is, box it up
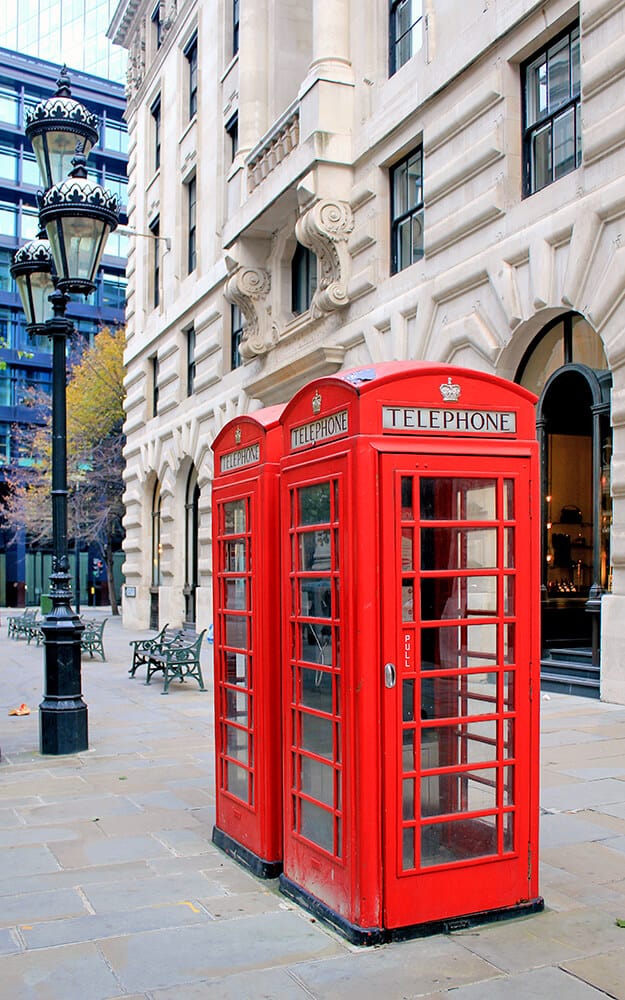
[183,466,200,627]
[517,314,612,696]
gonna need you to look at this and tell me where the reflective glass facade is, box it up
[0,1,126,84]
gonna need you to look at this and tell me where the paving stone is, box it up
[0,821,101,849]
[49,833,174,869]
[21,899,213,949]
[98,910,344,993]
[560,946,625,996]
[0,844,59,879]
[0,860,152,898]
[0,941,122,999]
[202,889,284,920]
[423,965,609,998]
[17,795,142,826]
[81,872,229,912]
[0,808,21,829]
[0,886,87,927]
[293,934,501,999]
[540,730,605,747]
[541,841,625,884]
[151,827,216,856]
[0,928,20,955]
[541,779,625,813]
[539,813,614,849]
[150,967,315,999]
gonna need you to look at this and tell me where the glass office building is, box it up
[0,46,128,605]
[0,0,126,84]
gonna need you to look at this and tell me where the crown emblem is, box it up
[234,426,242,444]
[440,377,461,402]
[312,391,322,415]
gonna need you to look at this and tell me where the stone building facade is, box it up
[109,0,625,703]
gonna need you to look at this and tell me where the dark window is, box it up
[523,24,581,197]
[151,96,161,171]
[149,217,160,308]
[151,355,159,417]
[186,325,196,396]
[231,303,243,370]
[187,176,197,274]
[152,4,162,49]
[390,0,424,75]
[291,243,317,314]
[233,0,240,56]
[390,146,424,273]
[225,113,239,164]
[152,482,162,585]
[186,34,198,119]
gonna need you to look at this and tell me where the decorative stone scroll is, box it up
[225,266,274,359]
[295,199,354,316]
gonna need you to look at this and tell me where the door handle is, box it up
[384,662,396,688]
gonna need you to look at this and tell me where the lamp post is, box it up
[10,67,119,756]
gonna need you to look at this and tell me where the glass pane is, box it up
[431,768,498,816]
[402,580,414,621]
[403,679,416,722]
[421,527,498,570]
[226,688,248,725]
[420,576,498,621]
[301,712,334,760]
[571,29,580,95]
[503,479,515,520]
[225,651,248,686]
[393,158,408,216]
[422,816,498,866]
[504,766,515,806]
[401,476,413,518]
[411,208,424,261]
[300,667,333,714]
[548,36,570,112]
[300,578,332,618]
[403,728,416,771]
[226,724,248,763]
[503,812,514,852]
[301,799,334,853]
[406,149,422,208]
[300,529,331,570]
[224,499,246,534]
[301,757,335,807]
[300,623,333,666]
[420,479,496,520]
[401,527,414,569]
[525,54,547,126]
[226,761,248,800]
[299,482,331,525]
[403,826,415,870]
[532,123,552,192]
[553,107,576,179]
[425,673,499,719]
[572,316,608,369]
[403,778,415,819]
[224,540,246,571]
[225,578,247,610]
[225,615,248,648]
[427,721,499,767]
[504,624,515,664]
[504,576,515,615]
[398,217,411,271]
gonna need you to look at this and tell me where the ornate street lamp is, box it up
[11,68,119,756]
[25,65,99,190]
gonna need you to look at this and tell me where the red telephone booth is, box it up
[278,363,543,942]
[211,406,284,877]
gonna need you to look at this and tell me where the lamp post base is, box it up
[39,601,88,755]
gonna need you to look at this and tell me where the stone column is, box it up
[310,0,352,82]
[238,0,269,153]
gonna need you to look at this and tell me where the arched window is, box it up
[184,466,200,626]
[517,313,607,396]
[151,481,162,587]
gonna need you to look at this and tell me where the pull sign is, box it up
[384,662,396,688]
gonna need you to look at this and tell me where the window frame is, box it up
[232,0,240,57]
[186,324,196,396]
[149,216,160,309]
[390,145,424,274]
[185,33,198,120]
[389,0,424,76]
[187,175,197,275]
[151,95,161,172]
[231,303,243,370]
[521,23,581,198]
[291,243,318,315]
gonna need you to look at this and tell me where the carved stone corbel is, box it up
[225,266,274,359]
[295,199,354,316]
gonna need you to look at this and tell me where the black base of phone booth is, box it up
[279,874,544,946]
[212,826,283,880]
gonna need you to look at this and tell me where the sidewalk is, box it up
[1,611,624,999]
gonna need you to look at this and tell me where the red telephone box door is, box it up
[380,452,538,929]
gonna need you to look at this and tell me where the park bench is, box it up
[145,627,207,695]
[81,617,108,660]
[128,623,173,678]
[7,609,39,641]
